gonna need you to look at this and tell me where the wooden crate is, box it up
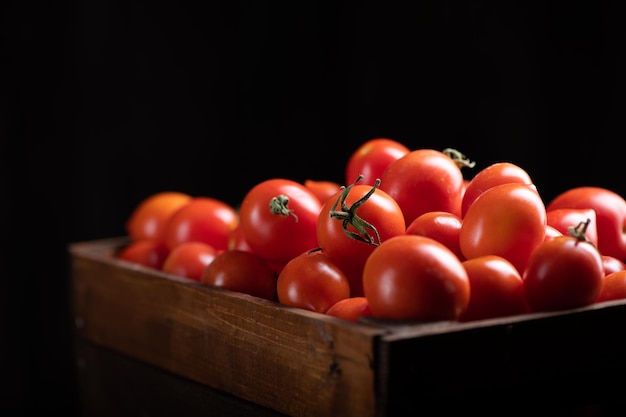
[70,238,626,416]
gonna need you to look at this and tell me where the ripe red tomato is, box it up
[596,270,626,303]
[362,234,470,321]
[546,208,598,247]
[459,255,529,322]
[200,250,277,301]
[126,191,192,242]
[405,210,464,261]
[461,162,532,218]
[117,239,170,270]
[344,137,410,186]
[276,250,350,313]
[304,179,342,204]
[602,255,626,276]
[163,196,238,252]
[459,183,546,274]
[523,233,604,312]
[162,241,217,281]
[325,297,372,323]
[317,178,406,297]
[379,148,465,223]
[239,178,322,266]
[547,186,626,261]
[544,225,563,241]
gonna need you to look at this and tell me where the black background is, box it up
[2,1,626,415]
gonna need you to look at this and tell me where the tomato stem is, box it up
[442,148,476,169]
[329,175,381,246]
[269,195,299,222]
[567,218,593,244]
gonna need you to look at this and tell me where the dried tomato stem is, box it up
[567,218,593,244]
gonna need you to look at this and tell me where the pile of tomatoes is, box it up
[117,138,626,324]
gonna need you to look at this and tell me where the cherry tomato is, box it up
[547,186,626,261]
[523,230,604,312]
[544,225,563,241]
[201,250,277,301]
[596,270,626,303]
[126,191,192,242]
[276,249,350,313]
[317,177,406,297]
[239,178,321,266]
[345,137,410,186]
[163,196,238,252]
[379,148,465,223]
[459,183,546,274]
[602,255,626,276]
[117,239,170,270]
[304,179,342,204]
[162,241,217,281]
[227,222,252,252]
[546,208,598,247]
[405,211,464,261]
[461,162,532,218]
[363,234,470,321]
[459,255,529,322]
[325,297,372,323]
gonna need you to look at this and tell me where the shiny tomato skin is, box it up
[126,191,192,242]
[461,162,532,218]
[304,179,342,205]
[345,138,410,187]
[317,183,406,297]
[596,270,626,302]
[117,239,170,270]
[459,183,546,274]
[546,208,598,247]
[459,255,529,322]
[602,255,626,276]
[239,179,322,266]
[200,250,277,301]
[379,148,465,224]
[162,241,217,281]
[547,187,626,261]
[325,297,372,323]
[544,225,563,241]
[523,235,604,312]
[405,211,464,261]
[363,235,470,321]
[276,250,350,313]
[163,197,238,252]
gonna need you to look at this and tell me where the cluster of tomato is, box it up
[117,138,626,324]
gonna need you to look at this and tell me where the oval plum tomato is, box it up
[126,191,192,242]
[325,297,372,323]
[459,183,546,274]
[379,148,466,223]
[276,249,350,313]
[162,241,217,281]
[405,210,464,261]
[596,270,626,302]
[459,255,529,322]
[304,179,342,204]
[363,234,470,321]
[239,178,321,266]
[547,186,626,261]
[201,250,277,301]
[163,196,238,252]
[602,255,626,276]
[461,162,533,218]
[345,137,410,186]
[546,208,598,247]
[117,239,170,270]
[523,222,604,312]
[317,177,406,297]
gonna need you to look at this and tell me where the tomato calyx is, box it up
[269,195,299,222]
[442,148,476,170]
[567,218,594,245]
[329,175,381,246]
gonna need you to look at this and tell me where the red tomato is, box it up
[363,235,470,321]
[523,233,604,312]
[547,186,626,261]
[200,250,277,301]
[602,255,626,276]
[345,137,410,186]
[317,178,406,297]
[596,270,626,302]
[239,178,321,265]
[227,222,252,252]
[405,211,464,261]
[163,197,238,252]
[126,191,192,242]
[544,225,563,241]
[117,239,170,270]
[461,162,533,218]
[379,148,465,223]
[276,250,350,313]
[325,297,372,323]
[546,208,598,247]
[162,241,217,281]
[459,183,546,274]
[304,179,342,204]
[459,255,529,322]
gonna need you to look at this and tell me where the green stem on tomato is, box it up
[269,195,299,222]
